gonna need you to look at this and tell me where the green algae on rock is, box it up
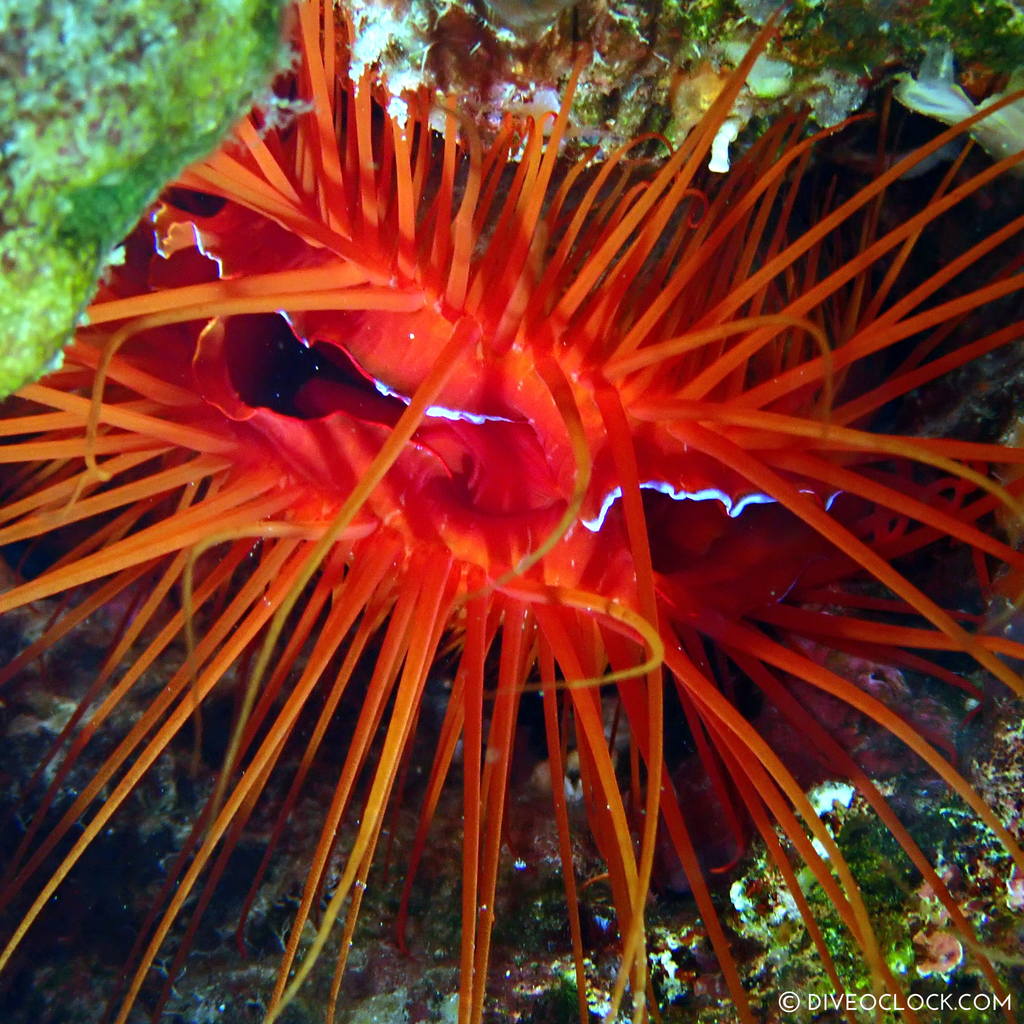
[0,0,288,398]
[714,708,1024,1023]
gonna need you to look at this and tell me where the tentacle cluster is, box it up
[1,2,1024,1022]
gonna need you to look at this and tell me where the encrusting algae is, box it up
[0,0,288,396]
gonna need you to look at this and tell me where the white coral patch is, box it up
[896,44,1024,169]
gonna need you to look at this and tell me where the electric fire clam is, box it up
[1,1,1023,1021]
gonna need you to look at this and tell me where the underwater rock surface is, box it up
[0,0,286,397]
